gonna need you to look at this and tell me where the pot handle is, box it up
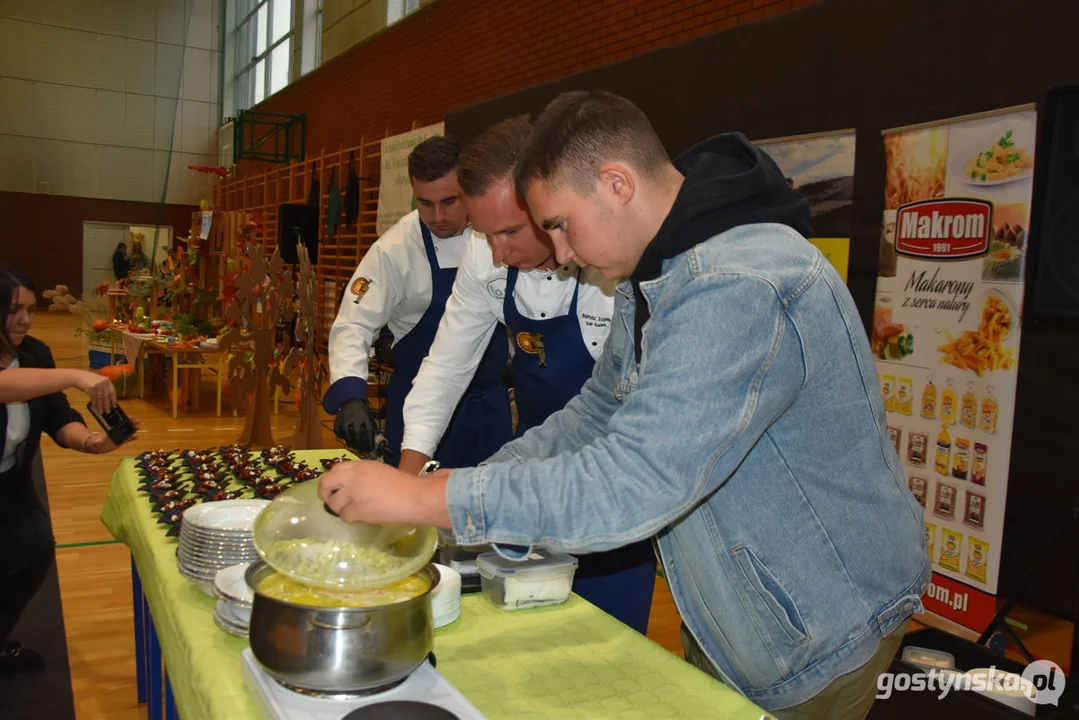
[308,615,373,631]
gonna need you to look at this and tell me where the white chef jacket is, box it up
[401,231,616,457]
[326,211,472,407]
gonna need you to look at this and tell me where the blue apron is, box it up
[383,223,512,469]
[503,267,656,634]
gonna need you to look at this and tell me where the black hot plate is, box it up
[340,701,458,720]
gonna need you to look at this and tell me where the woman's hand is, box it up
[318,460,452,528]
[84,417,141,454]
[72,371,118,414]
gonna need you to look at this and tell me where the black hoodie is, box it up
[629,132,814,364]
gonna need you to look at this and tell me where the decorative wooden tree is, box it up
[292,247,323,449]
[219,245,303,447]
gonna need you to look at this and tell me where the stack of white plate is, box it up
[176,499,267,597]
[432,563,462,628]
[213,563,253,638]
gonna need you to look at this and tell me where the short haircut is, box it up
[407,135,462,183]
[457,115,533,197]
[515,90,669,197]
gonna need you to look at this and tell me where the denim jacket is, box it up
[447,223,931,711]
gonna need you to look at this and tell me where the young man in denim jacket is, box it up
[320,90,930,718]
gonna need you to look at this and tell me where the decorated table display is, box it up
[102,447,769,720]
[129,445,349,536]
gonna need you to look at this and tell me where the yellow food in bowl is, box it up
[257,571,431,608]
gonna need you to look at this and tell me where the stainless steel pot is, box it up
[245,560,438,694]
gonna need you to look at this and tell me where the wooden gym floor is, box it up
[22,313,1074,718]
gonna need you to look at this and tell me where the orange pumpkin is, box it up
[98,363,136,398]
[91,319,109,333]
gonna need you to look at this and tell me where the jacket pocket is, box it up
[731,544,810,647]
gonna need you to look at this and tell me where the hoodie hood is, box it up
[629,132,813,363]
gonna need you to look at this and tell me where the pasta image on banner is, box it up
[872,105,1036,633]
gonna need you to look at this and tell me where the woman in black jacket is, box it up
[0,265,138,677]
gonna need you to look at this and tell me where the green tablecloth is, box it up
[101,450,768,719]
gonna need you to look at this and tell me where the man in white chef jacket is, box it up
[396,116,657,635]
[323,135,512,469]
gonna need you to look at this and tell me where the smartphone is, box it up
[86,402,138,446]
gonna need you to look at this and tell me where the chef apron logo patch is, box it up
[486,279,506,300]
[515,331,546,368]
[350,277,371,303]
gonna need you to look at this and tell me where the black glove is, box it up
[333,398,376,453]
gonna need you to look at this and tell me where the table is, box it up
[111,330,167,403]
[106,287,130,325]
[147,343,226,419]
[111,331,279,419]
[101,450,768,719]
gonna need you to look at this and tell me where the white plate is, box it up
[216,598,252,626]
[214,604,248,629]
[178,539,256,556]
[180,499,268,531]
[177,565,216,596]
[213,608,249,638]
[178,555,256,571]
[178,541,257,557]
[218,603,251,627]
[180,536,254,550]
[178,564,219,583]
[179,536,256,551]
[179,551,258,566]
[177,557,223,578]
[214,563,255,605]
[434,605,461,628]
[181,526,255,540]
[214,590,251,611]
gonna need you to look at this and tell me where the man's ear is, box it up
[598,162,635,206]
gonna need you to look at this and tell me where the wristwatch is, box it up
[418,460,441,477]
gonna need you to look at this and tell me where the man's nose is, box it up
[552,236,574,265]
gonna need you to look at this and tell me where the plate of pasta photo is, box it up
[936,289,1018,376]
[957,130,1034,187]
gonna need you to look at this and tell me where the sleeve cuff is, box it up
[322,377,368,414]
[445,465,537,559]
[446,466,489,544]
[479,446,520,466]
[400,430,438,459]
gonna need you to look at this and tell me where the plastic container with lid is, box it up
[901,645,955,670]
[475,549,578,611]
[437,529,491,577]
[965,667,1038,715]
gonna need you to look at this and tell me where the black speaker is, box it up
[1031,85,1079,318]
[278,203,318,265]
